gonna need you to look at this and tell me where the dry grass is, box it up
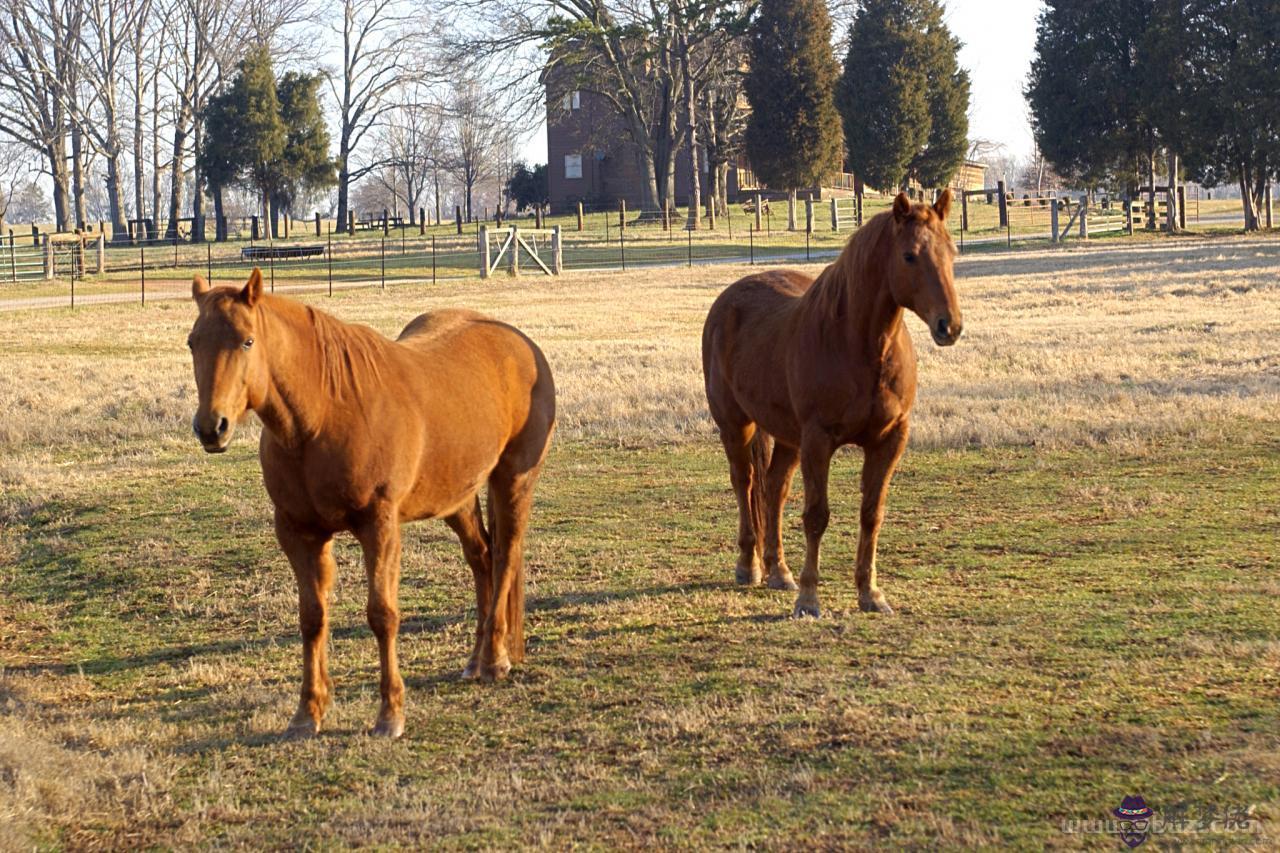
[2,233,1278,467]
[1,233,1277,847]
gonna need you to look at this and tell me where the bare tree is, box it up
[0,0,83,231]
[445,76,508,223]
[375,91,445,225]
[328,0,430,232]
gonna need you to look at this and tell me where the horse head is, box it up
[887,190,963,346]
[187,268,268,453]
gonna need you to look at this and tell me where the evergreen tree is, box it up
[743,0,844,193]
[506,162,549,213]
[269,72,336,232]
[838,0,970,192]
[199,87,247,242]
[1179,0,1280,230]
[236,47,287,233]
[1025,1,1164,192]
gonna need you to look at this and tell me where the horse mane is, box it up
[262,295,387,401]
[803,207,898,319]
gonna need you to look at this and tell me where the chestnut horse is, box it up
[702,191,962,618]
[188,270,555,738]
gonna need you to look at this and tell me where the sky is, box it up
[519,0,1043,166]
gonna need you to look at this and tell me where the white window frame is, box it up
[562,91,581,111]
[564,154,583,180]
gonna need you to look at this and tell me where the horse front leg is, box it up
[275,513,336,739]
[356,508,406,738]
[795,430,834,618]
[856,424,909,615]
[718,423,763,585]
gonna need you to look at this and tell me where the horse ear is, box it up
[892,193,912,222]
[192,274,211,302]
[933,188,953,221]
[240,268,264,307]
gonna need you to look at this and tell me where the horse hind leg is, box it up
[719,423,764,585]
[476,425,551,682]
[445,495,492,679]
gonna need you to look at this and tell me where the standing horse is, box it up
[702,191,962,618]
[187,270,555,738]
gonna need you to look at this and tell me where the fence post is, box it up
[431,235,436,285]
[379,236,385,288]
[206,242,211,284]
[1264,185,1273,229]
[327,233,333,296]
[961,191,969,232]
[8,232,15,283]
[140,243,145,305]
[506,225,518,276]
[95,234,105,275]
[348,211,356,234]
[749,224,754,265]
[315,212,321,237]
[479,225,490,278]
[997,180,1008,228]
[855,188,864,228]
[830,198,839,231]
[787,192,797,231]
[43,234,53,280]
[419,208,426,235]
[754,193,763,231]
[619,199,626,233]
[1079,195,1089,238]
[619,220,626,271]
[1050,199,1060,243]
[551,225,563,275]
[577,202,584,232]
[1125,195,1135,235]
[805,194,814,234]
[31,223,39,248]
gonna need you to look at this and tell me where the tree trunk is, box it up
[165,106,191,240]
[72,122,87,230]
[47,137,71,233]
[213,186,225,241]
[192,117,205,243]
[1239,172,1258,231]
[681,35,700,230]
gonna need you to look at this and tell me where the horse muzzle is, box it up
[193,413,233,453]
[931,315,964,347]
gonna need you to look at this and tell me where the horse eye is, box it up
[904,253,917,264]
[242,338,254,350]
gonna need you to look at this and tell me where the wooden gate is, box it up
[478,225,563,278]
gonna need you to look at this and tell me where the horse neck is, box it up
[254,297,331,449]
[804,215,904,360]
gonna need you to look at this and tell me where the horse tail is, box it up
[750,429,773,555]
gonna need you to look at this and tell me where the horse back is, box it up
[702,271,812,444]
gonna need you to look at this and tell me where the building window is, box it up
[562,90,580,111]
[565,154,583,180]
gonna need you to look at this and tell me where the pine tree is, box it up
[234,47,286,234]
[199,88,246,241]
[743,0,844,194]
[838,0,970,192]
[269,72,335,229]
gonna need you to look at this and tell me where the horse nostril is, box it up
[217,417,229,435]
[935,317,950,338]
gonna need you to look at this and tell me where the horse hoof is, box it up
[766,572,799,591]
[735,564,763,586]
[479,658,512,682]
[461,659,479,680]
[370,716,405,739]
[283,718,320,740]
[858,594,895,615]
[792,600,821,619]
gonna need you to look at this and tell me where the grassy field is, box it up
[1,236,1277,847]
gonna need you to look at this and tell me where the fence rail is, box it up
[0,190,1256,312]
